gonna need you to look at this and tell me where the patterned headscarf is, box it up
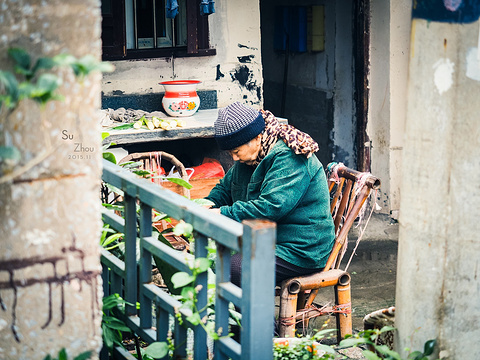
[253,110,319,166]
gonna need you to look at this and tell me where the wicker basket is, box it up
[118,151,220,199]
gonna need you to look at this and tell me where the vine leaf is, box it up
[143,342,169,358]
[0,70,19,109]
[8,48,31,75]
[171,272,195,288]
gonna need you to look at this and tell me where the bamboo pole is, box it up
[330,178,345,214]
[334,179,353,233]
[324,185,371,271]
[279,288,298,337]
[335,165,381,190]
[335,282,352,341]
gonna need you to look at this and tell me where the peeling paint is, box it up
[237,55,255,63]
[466,47,480,81]
[433,58,454,94]
[230,65,257,92]
[215,64,224,80]
[238,43,258,50]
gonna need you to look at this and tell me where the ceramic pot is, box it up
[160,80,201,117]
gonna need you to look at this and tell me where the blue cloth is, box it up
[200,0,215,16]
[166,0,178,19]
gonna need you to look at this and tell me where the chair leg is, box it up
[335,283,352,342]
[279,290,298,337]
[296,291,309,335]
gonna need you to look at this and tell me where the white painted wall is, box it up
[102,0,264,108]
[368,0,391,214]
[368,0,410,217]
[388,1,411,219]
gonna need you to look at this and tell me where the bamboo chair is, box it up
[278,162,381,341]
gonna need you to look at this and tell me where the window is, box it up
[101,0,215,60]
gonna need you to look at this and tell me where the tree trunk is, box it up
[0,1,103,358]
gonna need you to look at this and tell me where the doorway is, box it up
[260,0,370,170]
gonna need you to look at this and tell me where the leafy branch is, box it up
[0,47,114,183]
[43,348,92,360]
[0,47,113,111]
[171,254,229,341]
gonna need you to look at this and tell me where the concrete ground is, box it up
[276,213,399,358]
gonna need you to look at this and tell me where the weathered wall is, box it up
[102,0,264,108]
[0,1,103,358]
[368,0,391,213]
[388,1,411,219]
[396,16,480,358]
[368,0,410,217]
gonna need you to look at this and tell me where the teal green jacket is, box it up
[206,140,335,269]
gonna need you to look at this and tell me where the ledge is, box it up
[102,90,217,113]
[102,109,288,146]
[102,109,218,145]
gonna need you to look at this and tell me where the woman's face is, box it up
[228,134,262,166]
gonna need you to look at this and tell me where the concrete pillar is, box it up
[396,17,480,359]
[0,1,103,359]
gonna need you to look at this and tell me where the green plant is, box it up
[102,294,132,351]
[338,327,437,360]
[100,192,222,356]
[274,338,331,360]
[102,294,170,360]
[100,224,124,251]
[101,132,117,164]
[273,325,338,360]
[43,348,92,360]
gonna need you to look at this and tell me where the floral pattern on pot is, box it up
[169,101,197,112]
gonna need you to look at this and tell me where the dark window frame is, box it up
[101,0,216,61]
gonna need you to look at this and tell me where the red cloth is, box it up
[190,158,225,179]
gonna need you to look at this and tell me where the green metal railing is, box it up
[101,159,276,359]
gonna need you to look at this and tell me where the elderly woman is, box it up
[206,102,335,286]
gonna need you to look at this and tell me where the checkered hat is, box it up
[214,102,265,150]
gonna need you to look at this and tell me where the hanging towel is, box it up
[166,0,179,18]
[200,0,215,16]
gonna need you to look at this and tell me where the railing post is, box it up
[214,244,233,360]
[139,202,153,329]
[241,220,276,360]
[124,194,138,316]
[194,234,208,360]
